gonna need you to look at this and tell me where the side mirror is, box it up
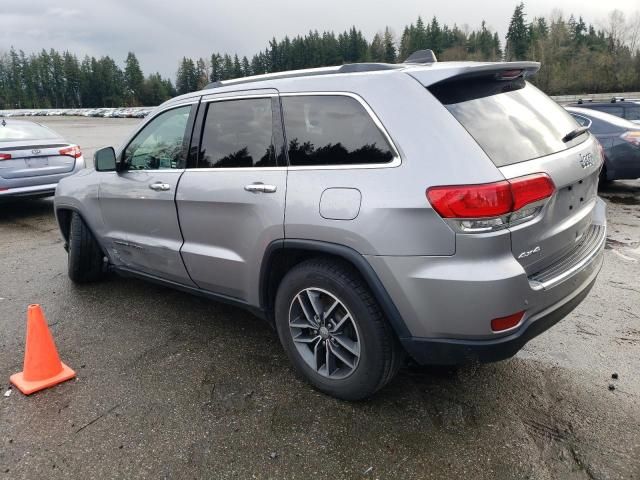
[94,147,117,172]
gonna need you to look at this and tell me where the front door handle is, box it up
[149,182,171,192]
[244,183,277,193]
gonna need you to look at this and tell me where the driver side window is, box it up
[122,105,191,170]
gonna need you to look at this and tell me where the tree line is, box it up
[0,50,176,109]
[1,3,639,109]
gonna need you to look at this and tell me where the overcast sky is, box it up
[1,0,638,79]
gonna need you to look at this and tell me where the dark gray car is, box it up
[0,119,85,199]
[566,106,640,181]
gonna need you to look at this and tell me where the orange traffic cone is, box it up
[10,304,76,395]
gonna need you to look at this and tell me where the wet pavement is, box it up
[0,118,639,479]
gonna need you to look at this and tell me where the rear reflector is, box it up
[491,311,525,332]
[0,153,11,160]
[426,173,555,219]
[59,145,82,158]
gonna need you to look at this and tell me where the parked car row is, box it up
[0,107,153,118]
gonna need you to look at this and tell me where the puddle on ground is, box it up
[605,238,640,250]
[603,195,640,206]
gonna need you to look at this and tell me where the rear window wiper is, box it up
[562,126,590,143]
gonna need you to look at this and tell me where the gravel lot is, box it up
[1,117,639,479]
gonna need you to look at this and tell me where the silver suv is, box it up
[54,53,606,400]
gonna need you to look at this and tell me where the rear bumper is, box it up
[0,155,84,199]
[0,183,57,199]
[366,198,606,365]
[400,268,599,364]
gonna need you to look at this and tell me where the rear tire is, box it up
[599,164,612,185]
[68,212,104,283]
[274,258,403,401]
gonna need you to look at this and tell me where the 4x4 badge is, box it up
[578,152,594,169]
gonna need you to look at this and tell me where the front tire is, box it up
[274,258,403,400]
[68,212,104,283]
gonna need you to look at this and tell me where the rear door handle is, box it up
[149,182,171,191]
[244,183,277,193]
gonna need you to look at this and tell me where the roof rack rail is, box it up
[404,49,438,64]
[203,62,403,90]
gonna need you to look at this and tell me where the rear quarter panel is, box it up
[281,72,504,256]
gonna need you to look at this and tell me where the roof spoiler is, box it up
[408,61,541,87]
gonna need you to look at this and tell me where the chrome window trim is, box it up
[570,113,592,129]
[184,91,402,172]
[202,93,278,103]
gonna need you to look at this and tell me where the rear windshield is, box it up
[429,78,586,167]
[0,122,60,142]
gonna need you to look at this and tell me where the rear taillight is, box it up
[59,145,82,158]
[0,153,11,160]
[509,174,556,211]
[620,131,640,147]
[426,173,555,232]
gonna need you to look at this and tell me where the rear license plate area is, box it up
[25,157,49,168]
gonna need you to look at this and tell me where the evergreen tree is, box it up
[505,2,530,60]
[195,57,209,90]
[241,56,251,76]
[210,53,222,82]
[232,54,243,78]
[175,57,197,94]
[383,27,397,63]
[124,52,144,105]
[369,33,385,62]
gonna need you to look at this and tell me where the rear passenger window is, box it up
[282,96,395,166]
[199,98,276,168]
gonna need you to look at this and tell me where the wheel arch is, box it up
[55,205,108,259]
[259,239,411,339]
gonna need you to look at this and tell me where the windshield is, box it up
[429,79,587,167]
[0,122,60,142]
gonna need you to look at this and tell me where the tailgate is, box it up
[423,65,604,277]
[501,137,602,274]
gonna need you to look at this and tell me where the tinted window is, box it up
[123,106,190,170]
[282,96,394,166]
[199,98,275,168]
[624,106,640,121]
[429,79,587,167]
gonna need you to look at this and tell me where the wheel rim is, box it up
[288,288,361,380]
